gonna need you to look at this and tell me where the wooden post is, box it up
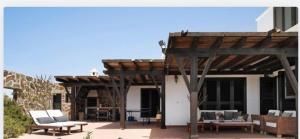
[70,86,76,120]
[295,57,298,138]
[112,89,116,121]
[161,73,166,129]
[120,71,126,129]
[276,55,298,95]
[190,56,198,139]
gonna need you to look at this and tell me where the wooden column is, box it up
[70,86,76,120]
[120,71,126,129]
[161,73,166,129]
[112,89,117,121]
[190,56,198,139]
[277,55,298,94]
[296,57,298,138]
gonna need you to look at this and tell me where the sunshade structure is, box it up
[55,31,298,138]
[164,31,298,138]
[102,59,165,129]
[55,76,122,121]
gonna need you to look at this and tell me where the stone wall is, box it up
[3,70,71,116]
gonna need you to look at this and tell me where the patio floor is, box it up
[17,122,294,139]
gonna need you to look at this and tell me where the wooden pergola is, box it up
[102,59,166,129]
[55,75,123,121]
[164,31,298,138]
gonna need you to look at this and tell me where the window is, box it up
[274,7,298,31]
[199,78,246,113]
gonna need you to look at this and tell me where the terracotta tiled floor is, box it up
[16,122,295,139]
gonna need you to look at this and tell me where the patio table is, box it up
[212,121,253,134]
[126,108,151,125]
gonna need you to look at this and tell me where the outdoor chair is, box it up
[46,109,88,132]
[264,110,297,137]
[251,110,280,133]
[28,110,75,136]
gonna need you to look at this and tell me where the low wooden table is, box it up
[187,122,210,133]
[212,121,253,134]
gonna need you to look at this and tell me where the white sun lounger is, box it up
[29,110,75,136]
[46,109,88,132]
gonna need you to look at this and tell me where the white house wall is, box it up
[165,75,262,126]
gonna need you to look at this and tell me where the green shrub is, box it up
[4,95,32,139]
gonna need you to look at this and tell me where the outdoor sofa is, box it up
[28,110,75,136]
[251,110,281,133]
[46,109,88,132]
[187,110,247,132]
[263,110,297,137]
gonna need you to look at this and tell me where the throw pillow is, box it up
[37,117,56,124]
[53,116,69,122]
[201,112,207,120]
[243,114,249,121]
[281,112,293,117]
[267,112,275,116]
[224,112,234,120]
[206,112,216,120]
[233,112,242,119]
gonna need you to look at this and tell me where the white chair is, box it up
[46,109,88,132]
[29,110,75,136]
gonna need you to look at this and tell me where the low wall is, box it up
[3,70,71,116]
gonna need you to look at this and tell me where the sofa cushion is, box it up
[232,112,242,119]
[253,120,260,125]
[266,122,277,128]
[53,116,68,122]
[281,112,293,117]
[37,117,56,124]
[267,112,275,116]
[201,112,216,120]
[224,112,234,120]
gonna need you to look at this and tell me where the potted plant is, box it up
[79,110,85,121]
[155,106,162,123]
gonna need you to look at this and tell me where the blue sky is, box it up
[4,7,266,78]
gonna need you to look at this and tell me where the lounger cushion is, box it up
[37,117,55,124]
[53,116,68,122]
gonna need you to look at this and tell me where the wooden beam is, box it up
[277,55,298,95]
[174,57,191,93]
[230,56,266,71]
[210,37,246,69]
[190,37,199,48]
[104,70,163,75]
[167,47,297,57]
[196,54,215,92]
[244,57,277,71]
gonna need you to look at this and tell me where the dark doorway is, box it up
[141,88,160,117]
[53,94,61,110]
[260,77,277,114]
